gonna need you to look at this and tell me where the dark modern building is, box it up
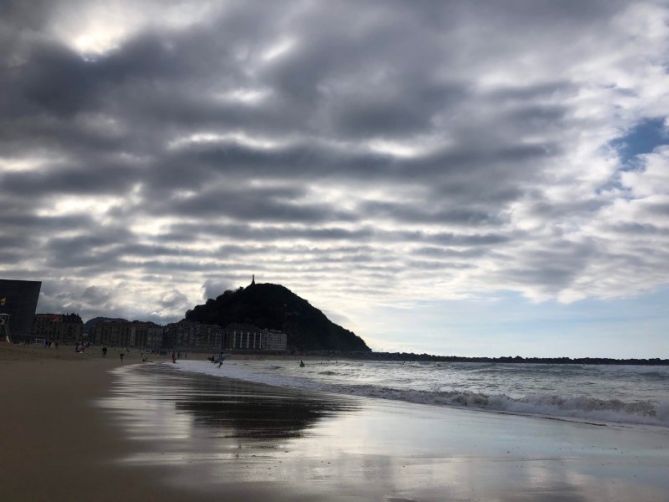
[0,279,41,340]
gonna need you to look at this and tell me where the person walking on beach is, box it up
[172,351,176,364]
[102,346,107,357]
[299,360,305,368]
[120,352,125,362]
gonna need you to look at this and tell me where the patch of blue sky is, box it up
[612,117,668,168]
[597,117,668,196]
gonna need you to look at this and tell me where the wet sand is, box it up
[2,344,669,501]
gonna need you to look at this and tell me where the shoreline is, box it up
[3,343,669,501]
[105,361,669,501]
[171,358,669,431]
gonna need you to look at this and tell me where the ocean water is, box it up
[173,359,669,428]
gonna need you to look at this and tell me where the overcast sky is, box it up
[1,0,668,357]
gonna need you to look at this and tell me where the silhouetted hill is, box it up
[185,283,370,352]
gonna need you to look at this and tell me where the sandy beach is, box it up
[2,344,669,501]
[0,344,197,501]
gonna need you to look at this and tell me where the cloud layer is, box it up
[1,0,668,331]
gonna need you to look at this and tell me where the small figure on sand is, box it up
[171,351,176,364]
[102,346,107,357]
[299,360,305,368]
[119,352,125,362]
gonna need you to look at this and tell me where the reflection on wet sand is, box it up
[100,363,357,440]
[98,363,669,501]
[175,380,353,439]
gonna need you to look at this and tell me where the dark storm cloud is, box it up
[81,285,113,305]
[147,183,355,223]
[158,289,189,310]
[325,81,468,138]
[44,228,135,268]
[0,0,667,318]
[411,246,489,259]
[161,141,400,185]
[1,164,139,196]
[117,242,210,258]
[13,43,101,116]
[155,222,378,244]
[642,202,669,216]
[0,212,97,232]
[360,200,505,226]
[608,223,669,237]
[153,138,558,207]
[155,221,514,249]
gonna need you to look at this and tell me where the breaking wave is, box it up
[173,360,669,428]
[339,386,669,427]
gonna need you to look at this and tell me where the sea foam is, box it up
[172,360,669,428]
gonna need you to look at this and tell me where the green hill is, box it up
[185,283,370,352]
